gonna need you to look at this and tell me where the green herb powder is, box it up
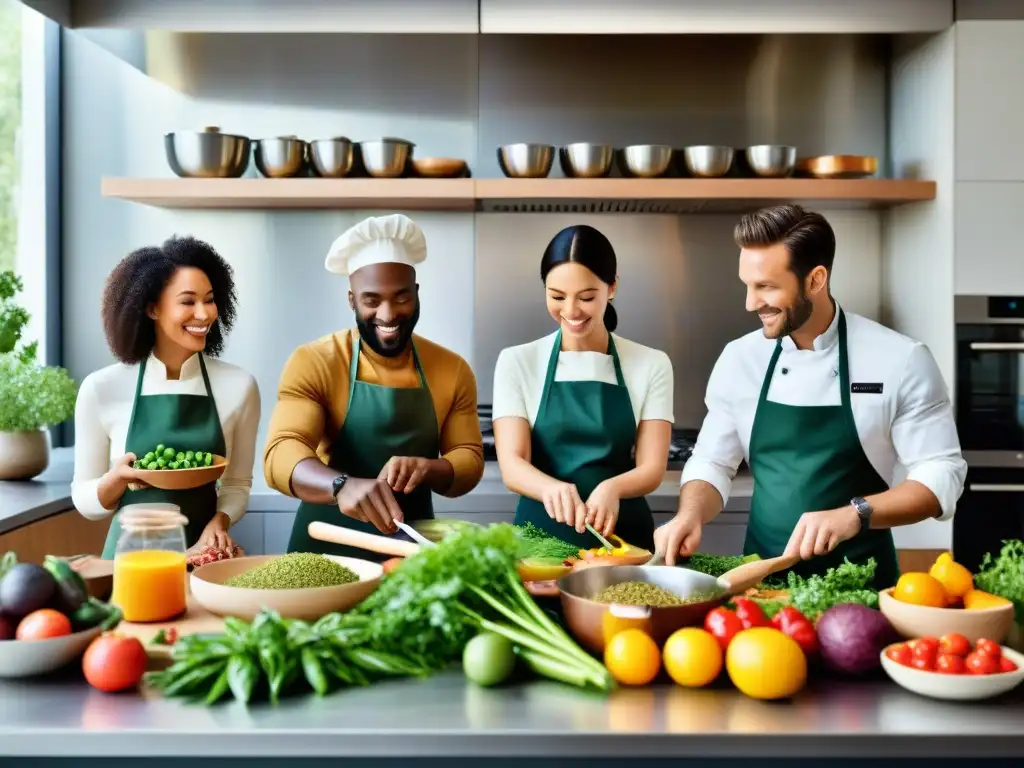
[225,553,359,590]
[593,581,686,607]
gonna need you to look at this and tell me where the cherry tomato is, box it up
[886,643,912,666]
[974,638,1002,659]
[938,633,971,657]
[999,656,1018,673]
[15,609,72,641]
[935,653,966,674]
[908,636,939,654]
[911,656,935,671]
[704,607,744,651]
[912,640,937,665]
[965,650,999,675]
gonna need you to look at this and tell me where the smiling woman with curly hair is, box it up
[71,235,261,558]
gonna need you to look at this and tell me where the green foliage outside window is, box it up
[0,0,21,274]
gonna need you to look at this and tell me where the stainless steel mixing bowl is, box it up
[359,138,414,178]
[164,127,250,178]
[745,145,797,178]
[253,136,307,178]
[309,137,355,178]
[619,144,674,178]
[683,145,735,178]
[559,143,614,178]
[497,143,554,178]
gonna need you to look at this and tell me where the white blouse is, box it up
[492,332,675,426]
[70,352,261,525]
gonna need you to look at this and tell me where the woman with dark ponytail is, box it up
[491,225,674,551]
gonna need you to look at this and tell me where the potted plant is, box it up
[0,271,77,480]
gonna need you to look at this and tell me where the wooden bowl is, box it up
[878,587,1015,644]
[412,157,467,178]
[65,555,114,601]
[880,642,1024,701]
[134,455,229,491]
[189,554,382,621]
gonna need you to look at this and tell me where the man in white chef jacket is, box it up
[655,204,967,589]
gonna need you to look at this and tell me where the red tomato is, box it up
[911,656,935,671]
[704,607,744,651]
[908,636,939,654]
[731,598,770,629]
[938,633,971,657]
[382,558,404,575]
[935,653,966,674]
[15,609,72,641]
[998,656,1018,673]
[965,650,999,676]
[974,638,1002,659]
[912,640,937,665]
[82,633,148,693]
[885,643,912,666]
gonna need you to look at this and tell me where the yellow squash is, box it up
[963,588,1012,610]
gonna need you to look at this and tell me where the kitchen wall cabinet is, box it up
[479,0,951,34]
[954,181,1024,294]
[956,21,1024,181]
[20,0,480,32]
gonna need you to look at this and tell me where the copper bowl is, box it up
[796,154,878,179]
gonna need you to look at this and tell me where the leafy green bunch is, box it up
[0,271,77,432]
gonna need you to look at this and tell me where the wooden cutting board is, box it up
[118,595,226,658]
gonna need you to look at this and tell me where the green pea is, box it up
[204,453,213,466]
[174,451,184,461]
[156,458,167,468]
[181,460,192,469]
[163,447,175,459]
[185,450,195,461]
[155,443,165,453]
[144,451,156,461]
[169,461,180,469]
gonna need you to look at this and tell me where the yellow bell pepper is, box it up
[928,552,974,600]
[963,589,1013,610]
[579,534,631,559]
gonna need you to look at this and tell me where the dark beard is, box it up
[355,303,420,358]
[761,290,814,339]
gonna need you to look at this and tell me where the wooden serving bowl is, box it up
[134,455,229,491]
[412,157,467,177]
[189,554,382,621]
[879,587,1015,644]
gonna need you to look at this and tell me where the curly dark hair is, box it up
[101,235,238,364]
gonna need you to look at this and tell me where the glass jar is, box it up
[110,503,189,623]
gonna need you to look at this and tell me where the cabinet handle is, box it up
[969,342,1024,352]
[969,483,1024,492]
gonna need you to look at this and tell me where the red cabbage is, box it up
[816,603,896,675]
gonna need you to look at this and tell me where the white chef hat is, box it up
[324,214,428,276]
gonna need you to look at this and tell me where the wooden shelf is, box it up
[102,177,936,214]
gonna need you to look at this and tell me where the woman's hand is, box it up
[198,512,235,551]
[541,481,587,533]
[97,453,148,507]
[585,480,620,538]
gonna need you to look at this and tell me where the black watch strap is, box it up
[850,496,872,533]
[331,474,348,499]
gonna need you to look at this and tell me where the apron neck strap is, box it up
[540,329,625,405]
[757,307,850,406]
[349,332,427,395]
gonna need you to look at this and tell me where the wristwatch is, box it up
[331,474,349,499]
[850,496,873,533]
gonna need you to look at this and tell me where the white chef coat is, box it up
[681,304,967,521]
[493,332,674,426]
[71,352,261,525]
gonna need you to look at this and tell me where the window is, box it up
[0,0,20,276]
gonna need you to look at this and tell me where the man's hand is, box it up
[336,477,403,534]
[654,511,703,565]
[542,481,587,533]
[783,506,861,561]
[585,480,620,538]
[198,512,235,551]
[379,456,439,495]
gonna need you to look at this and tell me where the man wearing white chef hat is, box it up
[264,214,484,559]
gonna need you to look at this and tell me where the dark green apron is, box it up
[286,334,440,562]
[744,309,900,590]
[101,354,226,559]
[513,331,655,552]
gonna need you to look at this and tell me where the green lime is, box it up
[462,632,516,687]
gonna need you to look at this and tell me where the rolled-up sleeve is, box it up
[893,344,967,521]
[217,375,261,525]
[439,358,485,497]
[262,346,330,496]
[680,344,745,505]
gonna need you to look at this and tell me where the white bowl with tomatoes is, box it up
[880,633,1024,701]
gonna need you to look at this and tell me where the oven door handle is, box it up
[969,342,1024,352]
[969,483,1024,492]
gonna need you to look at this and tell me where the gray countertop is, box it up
[0,670,1021,758]
[0,447,753,535]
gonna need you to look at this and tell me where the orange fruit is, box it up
[602,605,652,645]
[603,628,661,686]
[662,627,723,688]
[893,572,948,608]
[726,627,807,700]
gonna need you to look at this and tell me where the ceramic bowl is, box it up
[878,587,1014,644]
[189,554,383,621]
[880,643,1024,701]
[0,626,103,678]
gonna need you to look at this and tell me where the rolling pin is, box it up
[307,521,422,558]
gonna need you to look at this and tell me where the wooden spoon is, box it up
[713,553,801,595]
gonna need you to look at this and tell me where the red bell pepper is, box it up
[771,605,819,655]
[731,597,770,629]
[704,607,744,651]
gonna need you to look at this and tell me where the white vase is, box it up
[0,429,50,481]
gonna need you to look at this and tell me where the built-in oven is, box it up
[952,295,1024,572]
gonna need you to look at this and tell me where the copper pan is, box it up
[796,154,878,179]
[557,553,800,654]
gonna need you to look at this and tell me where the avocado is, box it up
[0,613,13,640]
[0,563,56,618]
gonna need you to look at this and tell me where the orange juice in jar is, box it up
[111,504,188,623]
